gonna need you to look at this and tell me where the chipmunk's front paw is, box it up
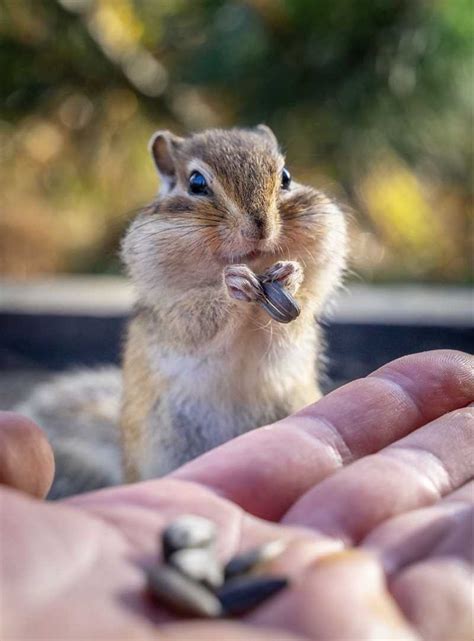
[261,260,303,295]
[224,265,262,302]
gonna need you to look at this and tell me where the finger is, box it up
[249,550,420,640]
[441,480,474,503]
[368,349,473,422]
[362,481,473,573]
[431,504,474,562]
[283,406,473,542]
[0,412,55,498]
[390,558,473,641]
[173,350,474,520]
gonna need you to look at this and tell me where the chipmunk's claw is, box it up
[224,265,262,303]
[261,260,303,295]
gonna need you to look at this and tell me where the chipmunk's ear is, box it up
[255,124,278,147]
[148,130,184,191]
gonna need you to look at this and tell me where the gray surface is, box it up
[0,277,134,315]
[332,284,473,325]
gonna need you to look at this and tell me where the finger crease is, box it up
[371,372,428,425]
[380,445,453,499]
[300,414,354,469]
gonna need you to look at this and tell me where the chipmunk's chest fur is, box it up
[142,314,320,476]
[149,311,318,400]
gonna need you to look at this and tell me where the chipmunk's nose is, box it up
[241,216,268,241]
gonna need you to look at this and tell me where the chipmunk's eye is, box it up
[281,167,291,190]
[189,171,209,195]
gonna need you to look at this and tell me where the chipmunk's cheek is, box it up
[201,226,224,258]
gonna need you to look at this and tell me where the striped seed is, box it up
[224,540,287,580]
[258,280,300,323]
[217,575,288,615]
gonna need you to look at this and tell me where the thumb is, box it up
[0,412,55,499]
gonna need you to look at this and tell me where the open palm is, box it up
[1,350,473,641]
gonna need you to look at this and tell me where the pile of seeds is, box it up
[256,277,300,324]
[146,514,288,618]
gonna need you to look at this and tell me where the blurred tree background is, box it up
[0,0,472,282]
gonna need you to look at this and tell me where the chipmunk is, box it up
[16,125,347,497]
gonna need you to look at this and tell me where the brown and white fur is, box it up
[16,125,347,497]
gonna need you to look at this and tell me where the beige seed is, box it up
[147,564,223,618]
[162,514,217,559]
[169,547,224,589]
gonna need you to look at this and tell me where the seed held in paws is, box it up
[258,280,301,323]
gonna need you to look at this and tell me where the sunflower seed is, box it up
[217,575,288,615]
[169,547,224,589]
[224,540,287,580]
[147,565,223,618]
[162,515,217,559]
[258,280,300,323]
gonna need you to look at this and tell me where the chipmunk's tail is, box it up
[14,367,123,499]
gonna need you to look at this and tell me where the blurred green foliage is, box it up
[0,0,472,282]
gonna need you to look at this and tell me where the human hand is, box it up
[1,350,472,640]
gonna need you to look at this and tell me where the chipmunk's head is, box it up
[148,126,285,261]
[122,126,346,297]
